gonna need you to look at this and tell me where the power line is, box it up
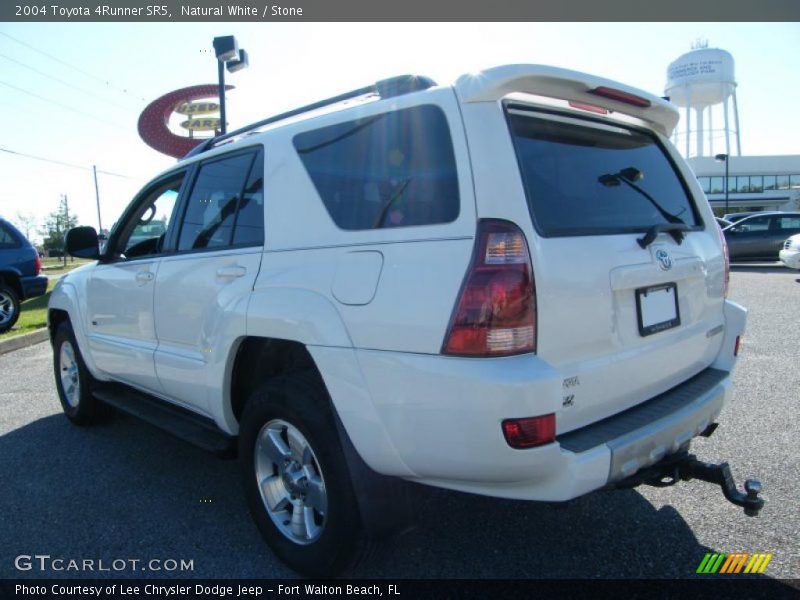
[0,79,126,129]
[0,147,133,178]
[0,31,148,103]
[0,52,131,111]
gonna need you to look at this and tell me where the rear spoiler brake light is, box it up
[588,86,652,108]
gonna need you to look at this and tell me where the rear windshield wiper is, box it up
[598,167,688,248]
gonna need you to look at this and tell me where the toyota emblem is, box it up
[655,249,673,271]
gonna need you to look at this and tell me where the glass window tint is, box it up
[293,105,459,230]
[735,176,749,193]
[698,177,711,193]
[178,152,255,251]
[232,150,265,246]
[777,176,790,190]
[0,223,19,248]
[710,177,724,194]
[777,216,800,230]
[737,216,770,232]
[506,110,699,236]
[124,176,182,258]
[749,176,763,193]
[791,175,800,189]
[763,176,777,190]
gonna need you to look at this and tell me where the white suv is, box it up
[50,64,751,576]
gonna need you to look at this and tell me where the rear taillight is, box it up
[442,220,536,356]
[34,253,42,275]
[588,86,652,108]
[716,223,730,297]
[502,414,555,449]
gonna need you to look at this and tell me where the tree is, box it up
[14,212,38,241]
[40,195,78,264]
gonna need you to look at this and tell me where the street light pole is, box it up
[217,59,227,135]
[715,153,730,216]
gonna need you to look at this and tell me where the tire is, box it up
[0,283,20,333]
[53,321,112,425]
[239,372,365,577]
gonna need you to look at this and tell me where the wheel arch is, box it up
[0,269,23,301]
[47,279,104,378]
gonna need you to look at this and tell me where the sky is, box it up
[0,22,798,242]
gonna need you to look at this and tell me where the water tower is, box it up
[665,42,741,159]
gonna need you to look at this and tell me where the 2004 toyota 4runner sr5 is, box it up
[50,64,762,576]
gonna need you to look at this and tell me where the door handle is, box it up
[216,265,247,280]
[135,271,154,283]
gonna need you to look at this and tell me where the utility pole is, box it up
[62,194,70,267]
[92,165,103,234]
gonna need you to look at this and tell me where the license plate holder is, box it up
[636,283,680,337]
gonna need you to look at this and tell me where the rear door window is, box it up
[776,216,800,231]
[506,108,701,237]
[177,150,261,251]
[293,105,459,230]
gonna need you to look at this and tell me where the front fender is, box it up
[48,272,106,380]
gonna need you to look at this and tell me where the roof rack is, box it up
[183,74,437,160]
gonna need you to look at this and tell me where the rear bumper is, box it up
[330,301,746,502]
[558,368,727,483]
[21,274,48,299]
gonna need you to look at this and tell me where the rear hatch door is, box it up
[505,106,725,433]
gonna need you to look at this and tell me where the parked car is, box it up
[0,217,47,333]
[722,211,800,261]
[779,234,800,269]
[50,64,756,576]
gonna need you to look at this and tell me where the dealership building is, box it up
[665,44,800,216]
[688,155,800,216]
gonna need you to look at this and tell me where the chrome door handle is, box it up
[135,271,154,283]
[216,265,246,279]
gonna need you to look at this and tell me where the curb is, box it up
[0,328,49,356]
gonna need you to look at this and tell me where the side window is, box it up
[736,216,770,233]
[777,216,800,230]
[122,174,183,258]
[232,150,265,246]
[177,151,257,251]
[293,105,460,230]
[0,223,20,248]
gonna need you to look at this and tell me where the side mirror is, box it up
[65,226,100,259]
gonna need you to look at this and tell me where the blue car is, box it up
[0,217,48,333]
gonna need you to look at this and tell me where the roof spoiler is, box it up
[454,64,679,136]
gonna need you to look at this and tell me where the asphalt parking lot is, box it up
[0,266,797,581]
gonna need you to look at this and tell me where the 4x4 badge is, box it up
[655,249,673,271]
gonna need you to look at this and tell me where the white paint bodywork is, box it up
[49,64,747,502]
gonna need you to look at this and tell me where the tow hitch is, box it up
[617,449,765,517]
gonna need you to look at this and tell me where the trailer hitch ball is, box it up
[744,479,763,517]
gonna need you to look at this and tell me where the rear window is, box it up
[293,105,459,230]
[0,222,21,249]
[507,108,700,237]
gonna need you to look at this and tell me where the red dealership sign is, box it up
[137,84,232,158]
